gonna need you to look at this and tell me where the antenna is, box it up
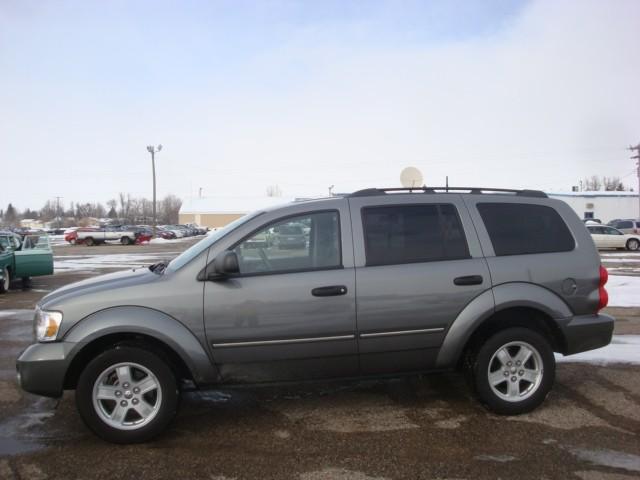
[400,167,424,189]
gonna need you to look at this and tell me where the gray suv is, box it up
[16,187,613,443]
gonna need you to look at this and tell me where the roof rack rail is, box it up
[349,187,547,198]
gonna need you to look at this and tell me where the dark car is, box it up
[272,223,307,249]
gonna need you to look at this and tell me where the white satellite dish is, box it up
[400,167,423,188]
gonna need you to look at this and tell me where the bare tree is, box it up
[602,176,625,191]
[581,175,627,191]
[159,195,182,224]
[266,185,282,197]
[39,201,58,222]
[3,204,18,226]
[118,193,132,220]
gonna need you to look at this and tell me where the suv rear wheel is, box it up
[76,346,179,443]
[468,327,555,415]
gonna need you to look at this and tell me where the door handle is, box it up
[453,275,483,286]
[312,285,348,297]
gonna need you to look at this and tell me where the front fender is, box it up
[63,306,219,384]
[436,282,572,368]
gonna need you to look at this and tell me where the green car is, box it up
[0,231,54,293]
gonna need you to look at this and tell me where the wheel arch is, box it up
[64,332,193,390]
[62,306,219,389]
[436,283,571,368]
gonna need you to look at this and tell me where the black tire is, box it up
[626,238,640,251]
[0,267,9,293]
[76,346,179,444]
[467,327,555,415]
[121,236,132,246]
[21,277,32,289]
[84,237,95,246]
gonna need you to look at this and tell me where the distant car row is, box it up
[63,224,208,246]
[242,222,309,250]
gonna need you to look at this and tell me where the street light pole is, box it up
[146,144,162,237]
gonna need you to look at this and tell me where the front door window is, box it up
[233,211,340,275]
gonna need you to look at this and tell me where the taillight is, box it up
[598,265,609,312]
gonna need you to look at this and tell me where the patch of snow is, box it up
[54,253,180,272]
[606,275,640,307]
[149,237,192,244]
[475,454,517,463]
[557,335,640,365]
[566,446,640,473]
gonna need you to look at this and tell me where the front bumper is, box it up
[559,313,615,355]
[16,342,75,398]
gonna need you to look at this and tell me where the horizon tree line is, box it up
[0,194,182,228]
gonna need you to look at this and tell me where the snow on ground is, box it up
[148,237,194,244]
[54,253,180,271]
[601,258,640,263]
[557,335,640,365]
[606,275,640,307]
[48,235,68,247]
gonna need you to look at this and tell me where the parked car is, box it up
[162,225,185,238]
[586,225,640,251]
[66,227,139,246]
[271,223,307,249]
[608,219,640,234]
[582,218,601,224]
[0,231,53,293]
[121,226,153,244]
[17,187,613,443]
[156,227,177,240]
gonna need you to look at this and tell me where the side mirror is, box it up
[212,251,239,277]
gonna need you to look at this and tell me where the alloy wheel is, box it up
[487,341,543,403]
[92,362,162,430]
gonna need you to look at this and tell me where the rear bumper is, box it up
[16,342,74,398]
[559,313,615,355]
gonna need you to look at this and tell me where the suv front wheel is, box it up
[76,346,179,443]
[469,327,555,415]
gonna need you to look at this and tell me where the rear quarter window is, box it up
[362,203,469,266]
[477,203,575,256]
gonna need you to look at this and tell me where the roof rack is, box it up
[349,187,548,198]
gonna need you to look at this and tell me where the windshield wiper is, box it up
[149,261,168,274]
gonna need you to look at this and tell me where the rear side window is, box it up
[617,221,633,229]
[362,204,469,266]
[477,203,575,256]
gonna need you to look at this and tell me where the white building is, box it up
[549,191,639,222]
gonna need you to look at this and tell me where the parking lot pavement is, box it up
[0,244,639,479]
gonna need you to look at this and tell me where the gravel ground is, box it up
[0,241,638,479]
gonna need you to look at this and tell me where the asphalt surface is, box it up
[0,241,638,479]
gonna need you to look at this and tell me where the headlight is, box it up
[34,308,63,342]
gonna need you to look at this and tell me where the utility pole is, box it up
[629,143,640,218]
[55,196,63,228]
[146,144,162,237]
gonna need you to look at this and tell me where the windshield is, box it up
[166,212,262,271]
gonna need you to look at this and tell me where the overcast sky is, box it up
[1,0,639,211]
